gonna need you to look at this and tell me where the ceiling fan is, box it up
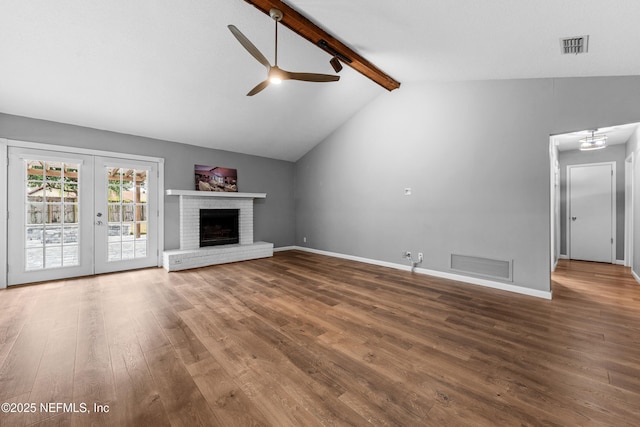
[228,8,340,96]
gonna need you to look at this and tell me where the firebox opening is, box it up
[200,209,239,247]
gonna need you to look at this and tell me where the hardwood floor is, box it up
[1,251,639,426]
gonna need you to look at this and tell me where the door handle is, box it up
[571,216,577,221]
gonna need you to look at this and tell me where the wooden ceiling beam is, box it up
[242,0,400,91]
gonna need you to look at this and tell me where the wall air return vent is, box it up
[560,35,589,54]
[451,254,513,282]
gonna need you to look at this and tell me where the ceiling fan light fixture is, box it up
[269,66,284,84]
[228,8,340,96]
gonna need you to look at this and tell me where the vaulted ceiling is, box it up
[2,1,640,161]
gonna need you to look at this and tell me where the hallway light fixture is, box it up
[579,130,607,151]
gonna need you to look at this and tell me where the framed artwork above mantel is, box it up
[194,165,237,192]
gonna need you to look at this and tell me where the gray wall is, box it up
[0,113,295,250]
[5,75,640,294]
[295,76,640,293]
[558,145,626,260]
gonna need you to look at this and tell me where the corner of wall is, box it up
[0,139,8,289]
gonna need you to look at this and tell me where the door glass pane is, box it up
[122,204,134,222]
[26,248,44,270]
[108,204,121,222]
[64,204,78,223]
[63,226,79,244]
[27,182,44,203]
[106,167,150,262]
[136,205,147,221]
[63,245,79,266]
[122,241,135,259]
[26,226,44,247]
[121,223,134,241]
[108,224,122,242]
[45,226,62,245]
[46,203,62,224]
[109,180,122,202]
[135,239,147,258]
[108,242,121,261]
[24,159,80,271]
[45,246,63,268]
[136,170,148,202]
[27,204,45,224]
[65,184,78,200]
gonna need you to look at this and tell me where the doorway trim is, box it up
[549,136,560,271]
[0,138,165,289]
[625,153,634,268]
[0,141,7,289]
[566,161,616,263]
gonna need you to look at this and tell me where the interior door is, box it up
[7,148,94,285]
[94,157,158,274]
[569,163,614,263]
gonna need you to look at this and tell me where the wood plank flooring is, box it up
[1,251,639,426]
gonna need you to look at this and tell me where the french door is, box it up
[7,147,159,285]
[94,157,158,274]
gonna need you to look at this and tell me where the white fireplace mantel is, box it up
[166,189,266,199]
[163,189,273,271]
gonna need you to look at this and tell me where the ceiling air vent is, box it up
[560,35,589,54]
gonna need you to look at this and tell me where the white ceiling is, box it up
[2,1,640,161]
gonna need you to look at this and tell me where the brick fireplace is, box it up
[162,190,273,271]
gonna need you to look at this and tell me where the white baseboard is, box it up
[284,246,552,300]
[560,254,625,266]
[632,269,640,285]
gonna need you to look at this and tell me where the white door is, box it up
[7,148,159,285]
[94,157,158,274]
[569,163,614,263]
[7,148,94,284]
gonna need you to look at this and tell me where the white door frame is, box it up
[549,137,560,271]
[566,161,616,263]
[0,141,7,289]
[625,153,634,268]
[0,138,165,289]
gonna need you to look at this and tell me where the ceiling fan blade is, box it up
[247,80,270,96]
[282,70,340,82]
[228,25,271,70]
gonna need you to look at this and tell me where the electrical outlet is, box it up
[404,251,411,259]
[404,188,412,196]
[303,237,307,243]
[418,253,424,263]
